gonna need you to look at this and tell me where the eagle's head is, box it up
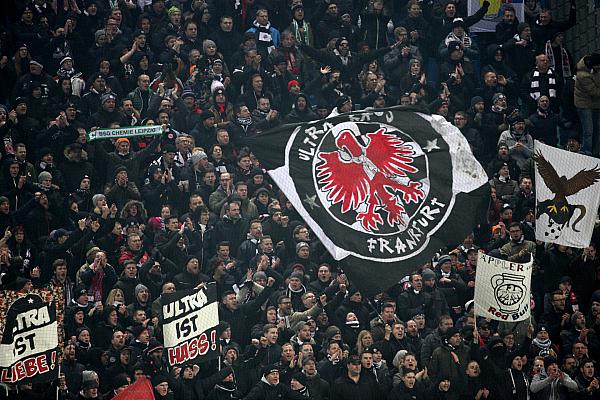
[336,130,362,159]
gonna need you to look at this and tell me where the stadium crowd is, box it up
[0,0,599,399]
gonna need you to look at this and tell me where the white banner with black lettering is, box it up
[474,252,532,322]
[162,283,219,366]
[0,292,59,383]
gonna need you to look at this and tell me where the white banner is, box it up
[467,0,524,33]
[534,140,600,248]
[161,284,220,366]
[474,252,532,321]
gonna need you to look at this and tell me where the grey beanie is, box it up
[92,194,106,207]
[38,171,52,181]
[421,268,436,280]
[253,271,267,282]
[190,151,208,165]
[82,370,98,383]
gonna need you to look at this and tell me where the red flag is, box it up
[112,376,154,400]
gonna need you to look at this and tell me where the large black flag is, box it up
[250,108,490,296]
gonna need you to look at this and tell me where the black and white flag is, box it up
[162,283,220,366]
[0,293,59,383]
[534,140,600,247]
[249,108,490,295]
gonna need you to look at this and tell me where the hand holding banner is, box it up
[86,125,164,142]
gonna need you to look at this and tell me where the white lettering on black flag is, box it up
[474,253,532,322]
[162,283,219,366]
[534,140,600,248]
[0,293,59,383]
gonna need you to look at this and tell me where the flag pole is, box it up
[56,363,61,400]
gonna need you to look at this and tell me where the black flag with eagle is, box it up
[249,108,490,295]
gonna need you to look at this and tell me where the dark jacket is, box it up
[330,373,381,400]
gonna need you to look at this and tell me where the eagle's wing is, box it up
[533,151,563,194]
[365,128,417,176]
[316,151,370,213]
[564,166,600,196]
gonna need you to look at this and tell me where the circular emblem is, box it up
[288,111,454,262]
[491,273,526,313]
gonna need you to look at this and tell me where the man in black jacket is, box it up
[219,277,275,346]
[330,354,380,400]
[397,272,432,322]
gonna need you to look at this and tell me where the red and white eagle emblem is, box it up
[316,128,425,232]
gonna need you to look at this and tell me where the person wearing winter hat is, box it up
[530,355,579,398]
[290,371,309,395]
[498,112,533,170]
[81,378,99,398]
[332,95,352,116]
[504,22,537,77]
[152,374,172,399]
[429,325,470,384]
[111,373,130,395]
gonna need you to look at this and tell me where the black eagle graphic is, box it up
[534,150,600,231]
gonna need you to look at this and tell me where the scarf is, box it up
[545,40,572,80]
[492,103,506,113]
[286,283,306,300]
[57,67,78,79]
[295,386,309,396]
[532,337,551,351]
[529,68,557,101]
[537,107,549,118]
[445,32,472,48]
[237,116,252,132]
[89,269,104,302]
[283,48,300,75]
[214,381,237,393]
[345,320,360,329]
[333,49,351,66]
[253,20,275,54]
[292,19,311,46]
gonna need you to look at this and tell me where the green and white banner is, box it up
[86,125,163,142]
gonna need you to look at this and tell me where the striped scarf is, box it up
[544,40,572,80]
[529,69,557,101]
[253,20,275,54]
[291,19,311,46]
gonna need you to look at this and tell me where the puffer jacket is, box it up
[574,56,600,109]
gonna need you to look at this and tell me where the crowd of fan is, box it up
[0,0,599,399]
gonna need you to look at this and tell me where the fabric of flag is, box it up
[468,0,525,33]
[534,140,600,248]
[0,291,60,383]
[474,252,532,322]
[249,108,490,296]
[112,376,155,400]
[162,283,220,367]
